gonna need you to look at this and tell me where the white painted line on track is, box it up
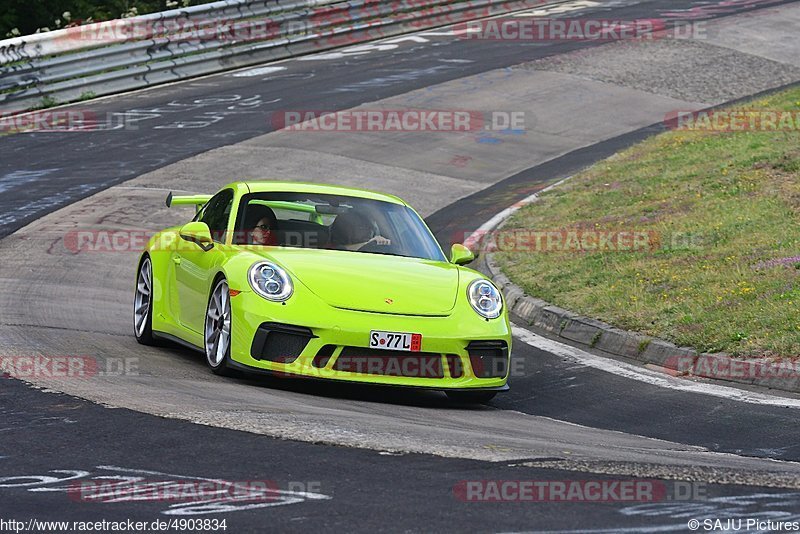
[94,465,331,501]
[463,177,568,250]
[231,66,287,77]
[418,29,469,36]
[513,0,602,17]
[512,325,800,408]
[383,36,430,44]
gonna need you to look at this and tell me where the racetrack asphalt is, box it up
[3,0,800,531]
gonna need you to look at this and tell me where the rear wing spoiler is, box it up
[251,199,324,225]
[166,192,212,212]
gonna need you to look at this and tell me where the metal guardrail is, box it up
[0,0,551,113]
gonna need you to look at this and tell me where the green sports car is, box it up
[133,181,511,403]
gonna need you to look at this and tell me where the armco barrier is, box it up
[0,0,554,112]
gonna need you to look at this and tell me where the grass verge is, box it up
[496,87,800,358]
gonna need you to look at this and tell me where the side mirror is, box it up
[179,221,214,251]
[450,243,475,265]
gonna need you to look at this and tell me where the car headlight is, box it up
[248,261,293,301]
[467,279,503,319]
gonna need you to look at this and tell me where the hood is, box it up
[255,248,459,316]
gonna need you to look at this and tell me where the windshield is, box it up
[233,192,446,262]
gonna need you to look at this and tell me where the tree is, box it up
[1,0,207,38]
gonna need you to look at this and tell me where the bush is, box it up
[1,0,214,38]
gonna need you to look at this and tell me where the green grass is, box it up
[30,95,59,110]
[497,87,800,358]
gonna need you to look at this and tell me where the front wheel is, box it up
[445,390,498,405]
[134,256,157,345]
[205,277,235,376]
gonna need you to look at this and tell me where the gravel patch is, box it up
[521,39,800,105]
[521,460,800,488]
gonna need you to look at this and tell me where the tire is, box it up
[134,255,157,345]
[445,390,498,405]
[204,277,236,376]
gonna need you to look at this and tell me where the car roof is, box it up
[223,181,407,206]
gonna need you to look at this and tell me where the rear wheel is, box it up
[134,256,157,345]
[205,278,235,376]
[445,391,498,405]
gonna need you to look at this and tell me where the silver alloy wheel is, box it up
[134,258,152,338]
[205,279,231,367]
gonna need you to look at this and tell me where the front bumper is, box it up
[229,289,512,390]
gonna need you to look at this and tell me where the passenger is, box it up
[328,211,390,251]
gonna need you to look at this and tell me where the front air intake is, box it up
[250,323,315,363]
[466,341,509,378]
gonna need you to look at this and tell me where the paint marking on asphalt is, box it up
[383,36,430,44]
[508,491,800,532]
[512,325,800,408]
[513,0,602,17]
[95,465,331,500]
[418,29,469,36]
[232,66,287,77]
[463,176,569,250]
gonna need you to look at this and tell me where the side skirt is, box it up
[153,331,204,354]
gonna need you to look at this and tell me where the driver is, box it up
[328,211,390,251]
[243,204,278,246]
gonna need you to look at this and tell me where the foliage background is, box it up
[2,0,218,37]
